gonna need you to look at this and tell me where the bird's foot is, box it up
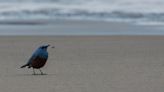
[32,73,47,75]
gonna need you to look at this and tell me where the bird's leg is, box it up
[32,68,36,75]
[39,69,44,75]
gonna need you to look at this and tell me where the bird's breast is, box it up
[31,56,47,69]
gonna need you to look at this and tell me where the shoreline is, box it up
[0,19,163,36]
[1,35,164,40]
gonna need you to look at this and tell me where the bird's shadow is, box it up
[11,73,56,77]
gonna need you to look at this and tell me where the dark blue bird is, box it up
[21,44,50,75]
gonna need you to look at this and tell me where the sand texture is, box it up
[0,36,163,92]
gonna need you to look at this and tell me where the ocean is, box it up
[0,0,164,25]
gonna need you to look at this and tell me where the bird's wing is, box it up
[27,54,37,64]
[27,50,39,65]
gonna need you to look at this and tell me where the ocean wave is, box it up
[0,0,164,25]
[0,8,164,22]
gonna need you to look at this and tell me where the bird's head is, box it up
[39,44,50,50]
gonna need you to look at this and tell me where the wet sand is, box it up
[0,36,163,92]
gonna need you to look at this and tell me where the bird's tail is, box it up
[20,64,28,68]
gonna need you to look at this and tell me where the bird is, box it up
[21,44,50,75]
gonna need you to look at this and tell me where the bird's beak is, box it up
[51,46,55,48]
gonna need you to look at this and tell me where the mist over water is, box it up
[0,0,163,25]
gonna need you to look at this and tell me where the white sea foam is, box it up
[0,0,163,25]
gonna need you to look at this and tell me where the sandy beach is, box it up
[0,36,163,92]
[0,0,164,91]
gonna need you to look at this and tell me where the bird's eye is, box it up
[42,47,46,49]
